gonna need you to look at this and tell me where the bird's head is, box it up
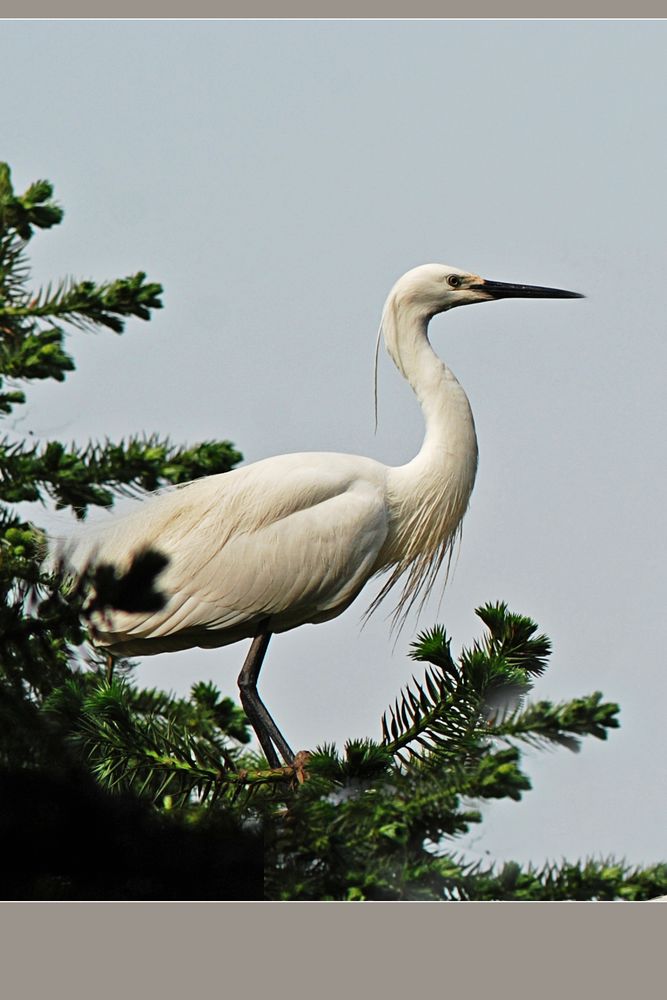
[388,263,584,318]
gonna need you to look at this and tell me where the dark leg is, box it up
[237,632,294,768]
[105,651,115,684]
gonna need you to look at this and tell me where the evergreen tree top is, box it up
[0,162,662,900]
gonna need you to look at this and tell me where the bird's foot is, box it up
[290,750,311,785]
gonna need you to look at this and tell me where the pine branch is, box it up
[0,164,63,242]
[381,608,542,764]
[48,678,289,806]
[0,233,31,306]
[413,744,532,803]
[74,711,294,801]
[475,601,551,676]
[380,659,484,764]
[436,856,667,902]
[489,693,620,752]
[0,164,162,420]
[0,326,75,385]
[3,273,163,334]
[0,434,242,514]
[125,681,252,747]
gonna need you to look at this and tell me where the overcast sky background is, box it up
[3,19,666,869]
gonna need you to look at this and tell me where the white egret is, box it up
[55,263,583,768]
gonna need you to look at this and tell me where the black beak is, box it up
[472,279,585,300]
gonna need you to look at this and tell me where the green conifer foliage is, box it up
[0,164,258,899]
[0,163,664,900]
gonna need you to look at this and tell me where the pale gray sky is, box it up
[4,19,666,868]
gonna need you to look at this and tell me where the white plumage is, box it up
[54,262,582,766]
[72,454,391,652]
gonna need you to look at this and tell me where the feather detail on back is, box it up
[52,451,392,654]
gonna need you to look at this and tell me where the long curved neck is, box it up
[382,295,478,476]
[367,287,479,626]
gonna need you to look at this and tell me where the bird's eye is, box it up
[447,275,462,288]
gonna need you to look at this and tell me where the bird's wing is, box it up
[82,455,390,650]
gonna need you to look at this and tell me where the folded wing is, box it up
[61,452,390,654]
